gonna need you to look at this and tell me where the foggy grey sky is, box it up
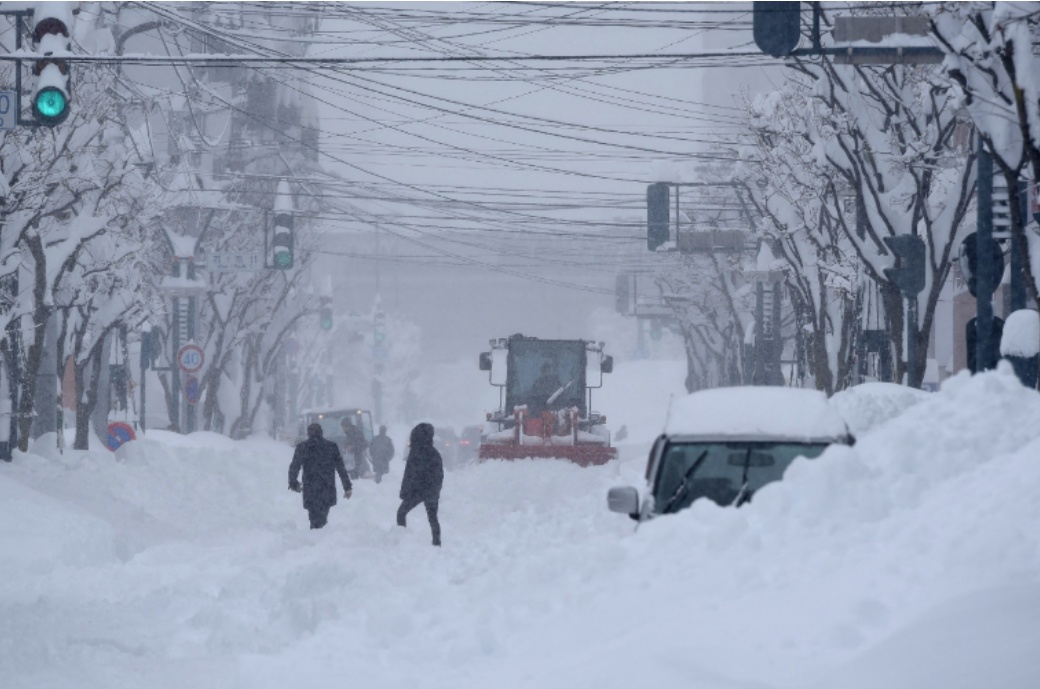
[299,2,781,362]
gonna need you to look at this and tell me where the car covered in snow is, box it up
[297,407,374,447]
[608,386,854,520]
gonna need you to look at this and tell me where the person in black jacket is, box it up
[397,422,443,546]
[369,425,395,484]
[289,423,353,529]
[341,416,371,479]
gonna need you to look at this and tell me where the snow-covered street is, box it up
[3,364,1039,689]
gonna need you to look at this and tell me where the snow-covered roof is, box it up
[664,386,850,442]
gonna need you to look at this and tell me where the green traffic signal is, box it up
[34,86,69,125]
[273,250,293,269]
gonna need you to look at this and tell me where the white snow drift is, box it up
[1,364,1038,689]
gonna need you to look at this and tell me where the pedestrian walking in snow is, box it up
[341,416,371,479]
[397,422,443,546]
[369,425,395,484]
[289,423,353,529]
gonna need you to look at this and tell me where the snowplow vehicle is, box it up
[478,334,616,466]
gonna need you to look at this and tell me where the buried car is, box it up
[608,386,854,520]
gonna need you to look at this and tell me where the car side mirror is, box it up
[607,486,640,518]
[479,352,492,371]
[601,355,614,374]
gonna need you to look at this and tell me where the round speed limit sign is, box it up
[177,344,204,373]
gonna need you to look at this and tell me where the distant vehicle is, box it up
[457,424,483,465]
[608,387,854,521]
[434,426,460,468]
[478,334,616,466]
[297,407,374,476]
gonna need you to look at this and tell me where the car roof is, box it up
[664,386,850,443]
[299,407,371,416]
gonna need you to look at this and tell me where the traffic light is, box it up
[32,6,72,126]
[272,212,294,269]
[373,310,386,348]
[882,235,926,296]
[753,1,802,58]
[650,318,663,341]
[647,182,670,251]
[319,299,333,331]
[958,232,1004,298]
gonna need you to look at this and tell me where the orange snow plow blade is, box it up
[478,444,616,467]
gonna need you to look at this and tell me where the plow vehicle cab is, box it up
[478,334,616,466]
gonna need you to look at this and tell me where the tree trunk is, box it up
[74,334,107,450]
[17,235,52,452]
[880,283,905,385]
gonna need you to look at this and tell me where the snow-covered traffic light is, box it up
[882,235,925,296]
[272,212,294,269]
[32,3,72,126]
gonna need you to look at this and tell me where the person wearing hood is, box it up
[397,422,444,546]
[289,423,353,529]
[369,425,395,484]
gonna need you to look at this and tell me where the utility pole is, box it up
[975,138,999,373]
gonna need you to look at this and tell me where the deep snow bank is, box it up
[1,365,1038,689]
[829,381,931,436]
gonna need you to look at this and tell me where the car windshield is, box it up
[505,339,586,415]
[653,441,829,513]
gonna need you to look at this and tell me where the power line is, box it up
[0,48,769,67]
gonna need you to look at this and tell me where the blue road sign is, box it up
[185,375,201,406]
[106,422,136,451]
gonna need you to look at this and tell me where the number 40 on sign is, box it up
[177,344,204,373]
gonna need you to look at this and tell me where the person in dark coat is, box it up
[397,422,443,546]
[369,425,395,484]
[341,416,371,479]
[289,423,353,529]
[528,362,564,414]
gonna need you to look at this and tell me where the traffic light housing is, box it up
[373,310,386,348]
[647,182,670,251]
[882,235,926,296]
[32,8,72,126]
[319,299,333,331]
[650,318,663,341]
[272,212,294,269]
[958,232,1004,298]
[753,1,802,58]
